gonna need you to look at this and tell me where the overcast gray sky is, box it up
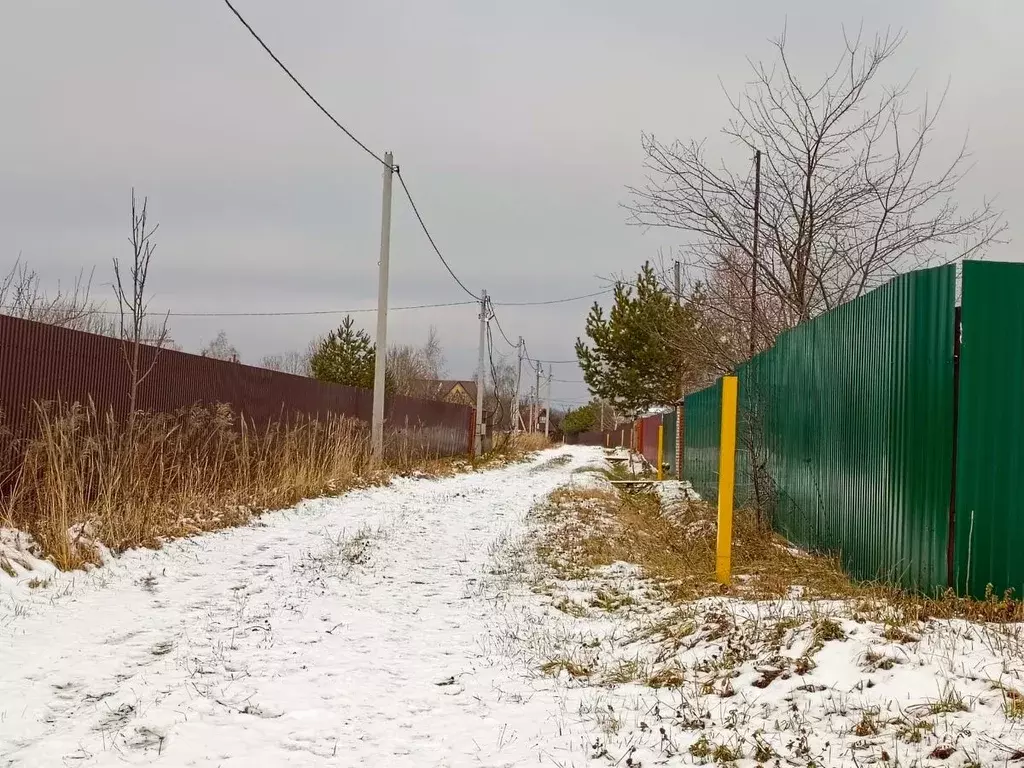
[1,1,1019,409]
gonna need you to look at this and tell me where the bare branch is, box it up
[628,27,1006,375]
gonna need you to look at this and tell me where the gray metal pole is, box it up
[675,258,684,403]
[474,290,488,457]
[371,151,395,462]
[750,148,762,357]
[674,260,681,306]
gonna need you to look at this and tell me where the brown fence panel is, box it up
[387,394,474,458]
[564,422,636,448]
[566,430,607,446]
[0,313,470,456]
[639,414,661,467]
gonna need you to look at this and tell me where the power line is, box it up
[0,286,612,320]
[489,304,519,349]
[396,172,479,301]
[1,300,477,319]
[492,288,613,306]
[222,0,390,169]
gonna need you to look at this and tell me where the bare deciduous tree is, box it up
[201,330,240,362]
[1,259,116,334]
[386,326,446,397]
[631,28,1005,356]
[260,343,316,377]
[114,191,169,417]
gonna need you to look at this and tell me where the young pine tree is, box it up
[310,316,376,389]
[575,262,687,414]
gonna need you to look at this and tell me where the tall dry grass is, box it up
[493,432,551,455]
[0,401,374,569]
[0,402,553,570]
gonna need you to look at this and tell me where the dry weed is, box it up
[537,484,858,603]
[0,400,481,568]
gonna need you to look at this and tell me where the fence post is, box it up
[716,376,739,585]
[676,401,684,480]
[657,422,664,481]
[467,407,476,459]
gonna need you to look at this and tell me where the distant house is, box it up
[413,379,478,406]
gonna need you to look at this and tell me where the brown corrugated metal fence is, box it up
[0,313,472,458]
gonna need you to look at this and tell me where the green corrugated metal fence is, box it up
[683,266,956,593]
[954,261,1024,599]
[682,379,722,501]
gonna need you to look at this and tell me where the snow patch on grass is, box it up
[483,473,1024,767]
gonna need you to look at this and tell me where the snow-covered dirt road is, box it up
[1,447,600,767]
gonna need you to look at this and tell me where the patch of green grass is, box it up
[928,686,970,715]
[814,617,846,643]
[647,665,686,689]
[897,717,933,743]
[853,709,880,737]
[1004,696,1024,720]
[602,658,648,685]
[553,597,588,617]
[540,657,593,679]
[589,588,635,612]
[688,736,742,765]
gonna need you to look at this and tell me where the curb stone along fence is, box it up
[0,313,474,467]
[683,261,1024,599]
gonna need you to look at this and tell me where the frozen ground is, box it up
[4,446,1024,767]
[0,447,604,767]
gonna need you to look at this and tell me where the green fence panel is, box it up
[682,379,722,501]
[683,266,955,592]
[761,266,954,591]
[954,261,1024,598]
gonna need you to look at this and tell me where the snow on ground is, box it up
[0,447,604,767]
[4,446,1024,767]
[490,468,1024,767]
[0,529,61,602]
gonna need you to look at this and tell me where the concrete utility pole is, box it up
[370,151,395,462]
[533,363,542,433]
[474,290,488,457]
[511,337,523,433]
[544,368,552,438]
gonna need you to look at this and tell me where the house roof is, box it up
[412,379,478,401]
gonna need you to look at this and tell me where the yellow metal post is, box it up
[657,424,664,481]
[716,376,739,585]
